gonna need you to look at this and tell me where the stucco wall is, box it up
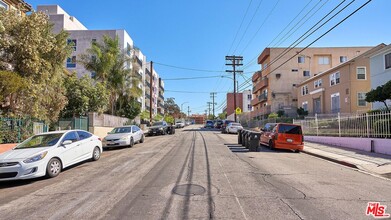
[305,136,391,155]
[89,127,114,140]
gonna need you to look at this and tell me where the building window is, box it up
[385,53,391,69]
[0,1,8,9]
[357,92,367,107]
[318,56,330,65]
[66,56,76,68]
[247,94,252,100]
[67,39,77,51]
[91,72,96,78]
[298,56,305,63]
[314,79,323,88]
[292,69,298,72]
[302,101,308,111]
[91,39,97,43]
[247,104,252,111]
[340,56,348,63]
[330,72,340,86]
[303,70,310,77]
[301,85,308,96]
[356,67,366,80]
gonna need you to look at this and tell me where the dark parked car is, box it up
[147,121,169,136]
[214,120,223,129]
[221,120,234,133]
[204,120,214,128]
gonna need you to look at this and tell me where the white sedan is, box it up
[226,122,243,134]
[102,125,144,149]
[0,130,102,181]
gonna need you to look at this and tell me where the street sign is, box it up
[235,107,242,115]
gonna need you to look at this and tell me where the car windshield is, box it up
[153,122,163,126]
[278,124,302,134]
[15,133,64,149]
[110,127,132,134]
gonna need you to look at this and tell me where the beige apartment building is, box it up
[0,0,32,14]
[297,44,386,115]
[251,46,374,119]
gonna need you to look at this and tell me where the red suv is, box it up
[259,123,304,152]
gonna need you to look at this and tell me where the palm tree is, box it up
[80,35,142,115]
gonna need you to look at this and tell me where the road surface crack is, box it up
[280,198,304,220]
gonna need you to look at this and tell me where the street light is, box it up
[221,76,238,92]
[181,102,188,113]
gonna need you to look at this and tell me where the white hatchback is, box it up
[0,130,102,181]
[102,125,144,149]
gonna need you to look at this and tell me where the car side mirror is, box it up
[62,140,72,146]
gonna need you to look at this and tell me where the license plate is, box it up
[287,139,293,143]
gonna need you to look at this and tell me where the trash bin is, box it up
[241,130,248,147]
[248,132,261,152]
[245,131,251,149]
[238,129,242,144]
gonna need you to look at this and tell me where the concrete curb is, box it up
[302,150,359,169]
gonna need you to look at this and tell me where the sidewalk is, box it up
[303,141,391,178]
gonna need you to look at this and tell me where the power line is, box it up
[238,0,281,55]
[162,75,223,81]
[264,0,354,73]
[268,0,373,76]
[153,61,224,73]
[232,0,265,54]
[226,0,254,55]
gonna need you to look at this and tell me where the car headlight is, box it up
[23,151,48,163]
[120,136,129,141]
[159,128,163,130]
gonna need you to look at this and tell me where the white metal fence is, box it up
[293,111,391,138]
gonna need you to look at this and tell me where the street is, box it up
[0,125,390,220]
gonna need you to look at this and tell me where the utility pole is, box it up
[150,61,153,124]
[210,92,217,119]
[187,106,191,117]
[225,56,243,122]
[207,102,212,118]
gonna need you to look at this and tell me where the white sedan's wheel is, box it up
[46,158,62,178]
[92,147,101,161]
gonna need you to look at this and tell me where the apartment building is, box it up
[297,44,386,115]
[0,0,32,14]
[37,5,164,115]
[226,90,252,121]
[251,46,373,119]
[369,44,391,110]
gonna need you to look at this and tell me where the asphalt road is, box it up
[0,125,390,220]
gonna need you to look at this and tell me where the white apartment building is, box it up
[37,5,164,114]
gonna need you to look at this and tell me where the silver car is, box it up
[102,125,144,148]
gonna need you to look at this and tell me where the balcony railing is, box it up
[258,93,268,102]
[253,77,268,93]
[252,71,261,82]
[136,57,143,67]
[159,94,164,100]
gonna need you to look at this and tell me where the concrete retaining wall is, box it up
[305,136,391,155]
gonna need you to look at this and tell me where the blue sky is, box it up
[28,0,391,115]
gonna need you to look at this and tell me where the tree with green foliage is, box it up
[164,115,174,124]
[79,35,142,116]
[218,112,227,119]
[140,110,150,121]
[0,10,72,122]
[116,97,141,119]
[297,107,308,119]
[268,112,278,119]
[164,97,180,118]
[60,73,109,118]
[154,114,163,121]
[0,71,28,115]
[366,80,391,111]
